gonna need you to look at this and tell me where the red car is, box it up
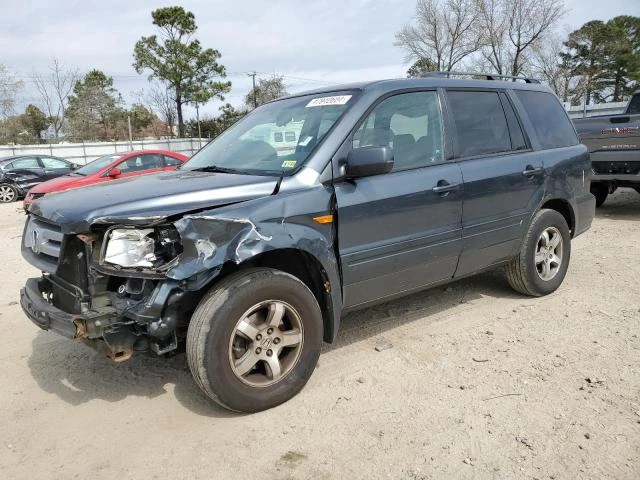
[24,150,188,210]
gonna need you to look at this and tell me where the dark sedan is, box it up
[0,155,77,203]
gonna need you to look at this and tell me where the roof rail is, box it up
[421,71,540,84]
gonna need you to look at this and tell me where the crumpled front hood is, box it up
[29,170,279,233]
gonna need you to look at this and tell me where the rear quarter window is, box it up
[515,90,578,150]
[627,94,640,114]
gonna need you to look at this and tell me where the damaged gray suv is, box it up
[20,74,595,412]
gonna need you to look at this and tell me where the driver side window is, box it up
[352,91,444,172]
[117,156,142,173]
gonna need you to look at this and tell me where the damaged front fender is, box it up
[168,186,343,341]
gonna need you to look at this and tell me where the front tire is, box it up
[186,268,323,412]
[0,184,17,203]
[506,209,571,297]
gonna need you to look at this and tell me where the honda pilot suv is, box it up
[20,74,595,412]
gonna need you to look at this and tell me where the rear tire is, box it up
[186,268,323,413]
[591,184,608,207]
[506,209,571,297]
[0,184,17,203]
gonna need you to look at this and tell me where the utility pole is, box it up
[248,72,258,109]
[195,102,202,149]
[127,115,133,151]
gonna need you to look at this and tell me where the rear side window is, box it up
[137,154,163,170]
[9,158,40,169]
[515,90,578,149]
[447,91,511,157]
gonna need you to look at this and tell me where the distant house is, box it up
[40,124,65,141]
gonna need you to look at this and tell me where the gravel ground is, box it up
[0,189,639,480]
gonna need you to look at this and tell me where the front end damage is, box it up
[20,188,342,361]
[21,222,191,361]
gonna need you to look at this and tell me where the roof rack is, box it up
[421,71,540,84]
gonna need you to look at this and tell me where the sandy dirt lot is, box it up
[0,190,639,480]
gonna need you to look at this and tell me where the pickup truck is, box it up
[573,91,640,206]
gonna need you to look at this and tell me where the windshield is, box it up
[183,91,358,175]
[74,154,122,175]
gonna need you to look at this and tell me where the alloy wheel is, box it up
[228,300,304,387]
[535,226,563,281]
[0,185,16,203]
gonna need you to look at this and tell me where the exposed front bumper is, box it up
[20,277,83,338]
[21,274,184,360]
[20,277,117,340]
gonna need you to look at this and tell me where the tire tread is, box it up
[506,209,570,297]
[186,268,321,412]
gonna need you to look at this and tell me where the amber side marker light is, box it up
[313,214,334,224]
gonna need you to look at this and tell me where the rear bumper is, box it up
[573,193,596,238]
[592,174,640,183]
[591,152,640,184]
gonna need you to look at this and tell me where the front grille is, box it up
[23,216,64,273]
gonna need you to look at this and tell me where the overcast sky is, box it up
[2,0,638,118]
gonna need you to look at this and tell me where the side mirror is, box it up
[108,168,121,178]
[345,146,394,179]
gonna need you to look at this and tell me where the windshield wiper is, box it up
[189,165,246,174]
[188,165,284,177]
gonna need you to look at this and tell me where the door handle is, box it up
[522,165,544,176]
[432,181,460,194]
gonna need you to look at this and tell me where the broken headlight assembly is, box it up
[101,226,183,269]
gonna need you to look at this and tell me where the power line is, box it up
[10,70,338,86]
[277,74,337,85]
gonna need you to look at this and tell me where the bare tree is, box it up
[477,0,566,76]
[529,32,573,101]
[475,0,509,74]
[0,64,23,119]
[395,0,482,71]
[139,81,177,136]
[32,59,79,139]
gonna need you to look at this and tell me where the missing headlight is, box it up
[154,225,184,264]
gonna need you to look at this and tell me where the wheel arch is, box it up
[212,248,338,343]
[539,198,575,237]
[169,202,343,343]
